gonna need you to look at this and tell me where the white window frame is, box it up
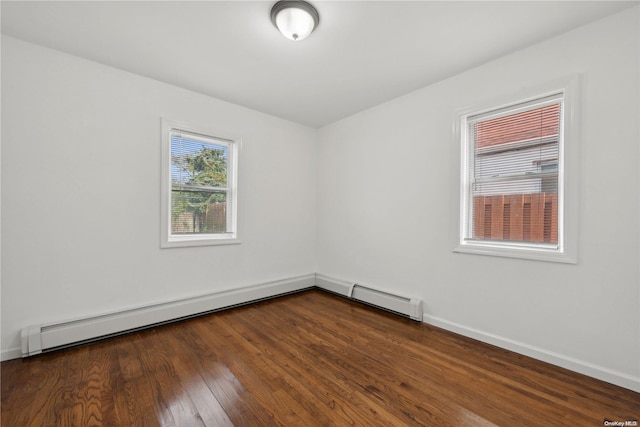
[161,119,241,248]
[454,76,580,263]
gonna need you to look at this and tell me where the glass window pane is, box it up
[467,99,562,246]
[171,133,228,188]
[171,190,227,235]
[170,130,230,236]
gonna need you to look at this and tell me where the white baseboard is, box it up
[15,274,315,359]
[423,313,640,393]
[1,347,22,361]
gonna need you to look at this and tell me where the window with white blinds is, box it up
[459,91,567,255]
[161,120,240,248]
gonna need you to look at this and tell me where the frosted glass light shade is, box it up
[271,1,319,41]
[276,8,314,41]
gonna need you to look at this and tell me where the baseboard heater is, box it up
[315,274,423,322]
[20,273,421,358]
[21,274,316,357]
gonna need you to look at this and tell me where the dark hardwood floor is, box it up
[2,289,639,426]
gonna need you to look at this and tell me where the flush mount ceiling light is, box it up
[270,0,319,41]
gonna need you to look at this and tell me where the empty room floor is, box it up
[2,290,639,426]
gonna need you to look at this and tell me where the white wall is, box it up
[1,36,317,356]
[2,7,639,392]
[317,7,639,390]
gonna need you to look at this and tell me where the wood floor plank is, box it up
[178,320,277,426]
[134,327,198,427]
[106,362,132,425]
[160,323,235,427]
[249,300,459,426]
[275,296,505,425]
[18,352,75,426]
[226,304,409,426]
[2,290,639,426]
[286,292,636,424]
[211,312,314,426]
[114,334,152,426]
[67,346,106,427]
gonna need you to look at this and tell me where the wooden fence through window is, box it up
[172,202,227,234]
[473,193,557,243]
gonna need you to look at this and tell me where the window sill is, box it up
[453,242,576,264]
[161,235,242,249]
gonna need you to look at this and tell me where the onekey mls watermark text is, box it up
[603,420,638,426]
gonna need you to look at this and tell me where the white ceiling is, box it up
[2,1,636,128]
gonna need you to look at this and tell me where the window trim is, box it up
[161,119,241,248]
[453,76,580,263]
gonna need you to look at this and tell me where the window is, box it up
[455,80,579,263]
[161,120,240,248]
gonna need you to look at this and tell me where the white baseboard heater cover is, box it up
[20,273,421,358]
[315,274,423,322]
[21,274,315,357]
